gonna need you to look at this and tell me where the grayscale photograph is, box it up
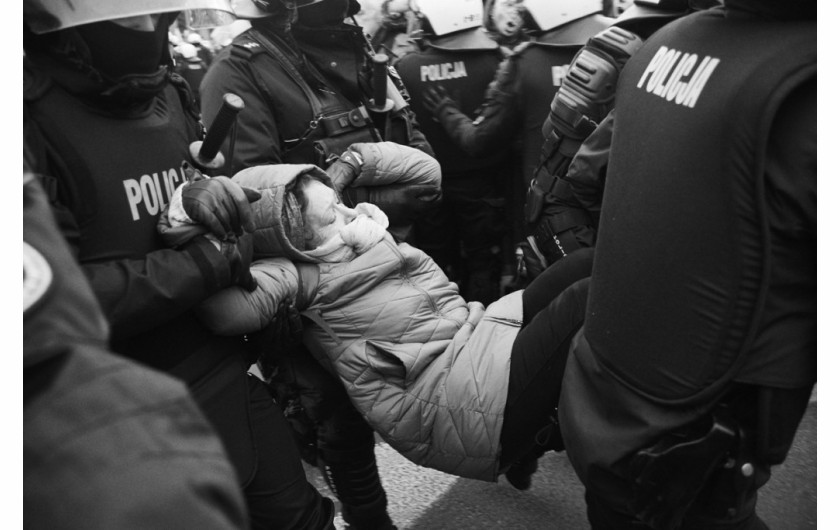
[23,0,818,528]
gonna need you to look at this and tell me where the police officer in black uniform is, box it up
[200,1,437,528]
[558,1,816,528]
[518,0,693,280]
[394,0,511,305]
[201,0,432,174]
[23,159,249,529]
[23,2,335,528]
[421,0,612,280]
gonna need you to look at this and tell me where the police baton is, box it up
[368,54,395,113]
[189,93,245,171]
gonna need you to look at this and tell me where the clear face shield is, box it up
[24,0,237,34]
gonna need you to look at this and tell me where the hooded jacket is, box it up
[194,146,523,481]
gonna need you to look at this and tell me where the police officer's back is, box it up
[395,1,511,304]
[422,0,612,263]
[558,1,816,527]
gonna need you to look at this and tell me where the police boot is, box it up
[318,446,396,530]
[504,414,565,491]
[504,456,539,491]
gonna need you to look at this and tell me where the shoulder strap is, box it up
[293,262,319,310]
[245,30,350,118]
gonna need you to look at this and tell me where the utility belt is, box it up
[628,387,772,529]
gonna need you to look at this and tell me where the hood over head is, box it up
[232,164,335,262]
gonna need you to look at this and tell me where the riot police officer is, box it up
[201,0,433,174]
[422,0,612,278]
[23,159,249,529]
[200,1,437,528]
[558,1,816,527]
[519,0,693,280]
[394,0,511,305]
[23,2,335,528]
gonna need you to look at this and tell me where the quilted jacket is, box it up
[197,145,523,481]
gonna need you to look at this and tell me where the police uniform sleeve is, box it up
[564,110,616,230]
[81,237,233,340]
[397,105,436,158]
[432,52,521,158]
[200,49,285,175]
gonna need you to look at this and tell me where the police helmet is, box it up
[520,0,603,32]
[407,0,483,36]
[230,0,360,19]
[612,0,691,32]
[24,0,237,34]
[612,0,719,37]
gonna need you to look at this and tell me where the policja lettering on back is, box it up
[420,61,469,82]
[636,45,720,108]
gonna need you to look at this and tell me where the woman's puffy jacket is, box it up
[198,144,523,481]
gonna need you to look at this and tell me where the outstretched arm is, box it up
[194,257,301,336]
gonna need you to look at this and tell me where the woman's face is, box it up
[491,0,524,37]
[302,180,358,248]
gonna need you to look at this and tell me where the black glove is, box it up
[182,176,261,240]
[218,234,257,292]
[326,150,362,193]
[422,84,457,118]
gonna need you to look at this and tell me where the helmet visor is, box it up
[24,0,236,34]
[413,0,483,36]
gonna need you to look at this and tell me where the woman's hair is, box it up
[289,171,321,218]
[287,170,336,250]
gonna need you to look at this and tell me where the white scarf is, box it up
[302,203,389,263]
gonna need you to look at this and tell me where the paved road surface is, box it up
[304,400,817,529]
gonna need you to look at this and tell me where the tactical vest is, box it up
[24,73,200,264]
[395,30,506,175]
[232,27,415,167]
[584,8,816,405]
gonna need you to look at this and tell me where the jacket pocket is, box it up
[364,339,449,387]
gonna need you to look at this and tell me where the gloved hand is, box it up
[326,149,363,193]
[218,234,258,292]
[422,84,457,118]
[182,176,261,240]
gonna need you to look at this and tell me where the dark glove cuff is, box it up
[184,237,229,292]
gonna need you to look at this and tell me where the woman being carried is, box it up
[163,142,593,489]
